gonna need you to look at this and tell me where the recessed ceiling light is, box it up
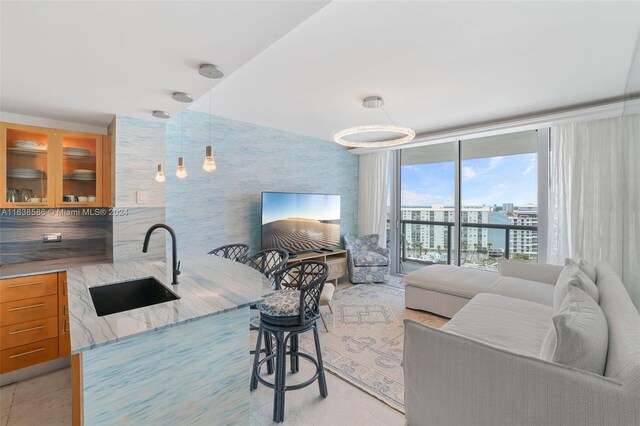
[172,92,193,103]
[198,64,224,79]
[152,110,170,119]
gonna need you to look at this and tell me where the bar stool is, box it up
[250,260,329,423]
[208,243,250,262]
[245,249,289,375]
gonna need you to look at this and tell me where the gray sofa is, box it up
[403,261,640,425]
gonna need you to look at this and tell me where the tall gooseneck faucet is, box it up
[143,223,180,285]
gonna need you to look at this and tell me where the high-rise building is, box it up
[502,202,514,212]
[509,206,538,256]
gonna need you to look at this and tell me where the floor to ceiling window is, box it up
[395,129,545,274]
[399,142,456,273]
[460,131,538,270]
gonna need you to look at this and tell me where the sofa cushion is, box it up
[441,293,553,357]
[553,262,598,314]
[352,251,388,267]
[540,285,608,375]
[565,257,597,283]
[402,265,554,307]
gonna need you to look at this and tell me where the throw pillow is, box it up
[554,262,598,314]
[565,257,597,283]
[540,284,608,375]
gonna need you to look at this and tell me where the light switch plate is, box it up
[43,232,62,243]
[136,191,148,204]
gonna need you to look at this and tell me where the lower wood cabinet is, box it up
[0,271,71,373]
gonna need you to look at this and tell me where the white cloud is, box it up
[401,190,449,206]
[522,158,536,176]
[462,156,503,180]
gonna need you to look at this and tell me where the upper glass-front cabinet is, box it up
[1,123,55,207]
[1,122,109,208]
[57,131,102,207]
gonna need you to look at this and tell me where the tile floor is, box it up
[1,361,403,426]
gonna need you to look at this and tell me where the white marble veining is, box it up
[67,253,272,352]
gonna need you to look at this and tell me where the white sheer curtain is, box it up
[548,114,640,308]
[358,151,390,247]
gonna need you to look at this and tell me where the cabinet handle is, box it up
[9,303,45,312]
[64,319,69,333]
[9,325,45,335]
[8,281,44,288]
[64,306,68,316]
[9,347,45,359]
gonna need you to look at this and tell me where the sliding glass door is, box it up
[395,129,545,274]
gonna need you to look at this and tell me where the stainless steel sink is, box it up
[89,277,180,317]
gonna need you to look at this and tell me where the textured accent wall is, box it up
[112,116,166,262]
[165,110,358,255]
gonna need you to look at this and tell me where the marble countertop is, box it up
[0,256,112,279]
[67,253,273,353]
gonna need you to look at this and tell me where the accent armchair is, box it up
[344,234,390,283]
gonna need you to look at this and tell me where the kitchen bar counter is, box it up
[68,252,273,425]
[0,255,111,279]
[67,253,273,353]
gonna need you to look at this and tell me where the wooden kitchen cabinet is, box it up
[0,271,71,373]
[0,122,111,208]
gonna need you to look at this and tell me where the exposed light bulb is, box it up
[202,146,216,172]
[176,157,188,179]
[155,164,166,182]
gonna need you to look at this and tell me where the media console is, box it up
[285,249,347,285]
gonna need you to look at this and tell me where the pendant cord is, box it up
[180,103,184,155]
[208,78,212,145]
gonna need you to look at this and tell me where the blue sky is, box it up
[401,153,537,207]
[262,192,341,224]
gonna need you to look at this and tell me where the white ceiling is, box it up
[0,1,329,128]
[2,1,639,140]
[192,1,640,140]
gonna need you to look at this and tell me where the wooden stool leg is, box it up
[290,334,299,373]
[251,324,264,391]
[264,330,274,375]
[319,310,329,332]
[313,324,328,398]
[273,331,287,422]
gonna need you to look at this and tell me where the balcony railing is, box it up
[400,219,538,267]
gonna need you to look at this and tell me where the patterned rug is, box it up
[298,281,447,413]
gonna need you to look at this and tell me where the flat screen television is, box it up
[261,192,341,253]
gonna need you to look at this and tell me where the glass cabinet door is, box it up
[58,131,102,207]
[1,124,54,207]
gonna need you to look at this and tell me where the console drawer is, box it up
[0,295,58,326]
[0,316,58,350]
[0,273,58,303]
[326,259,347,281]
[0,337,58,373]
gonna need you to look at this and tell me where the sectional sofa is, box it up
[402,260,640,426]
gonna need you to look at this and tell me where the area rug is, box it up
[298,282,447,413]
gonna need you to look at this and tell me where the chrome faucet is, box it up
[142,223,180,285]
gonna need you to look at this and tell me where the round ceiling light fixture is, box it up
[172,92,194,103]
[198,63,224,79]
[152,110,170,119]
[334,96,415,148]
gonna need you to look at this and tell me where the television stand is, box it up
[286,249,347,285]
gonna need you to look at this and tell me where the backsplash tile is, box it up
[0,211,109,264]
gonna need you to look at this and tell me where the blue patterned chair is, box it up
[344,234,390,283]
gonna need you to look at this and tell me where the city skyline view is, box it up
[401,153,538,207]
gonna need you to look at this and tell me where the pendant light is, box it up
[172,92,193,179]
[155,164,166,182]
[198,64,224,172]
[334,96,415,148]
